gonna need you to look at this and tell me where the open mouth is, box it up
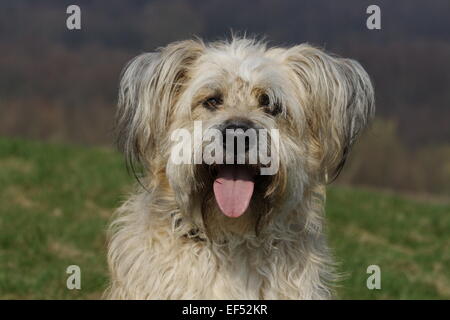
[212,165,258,218]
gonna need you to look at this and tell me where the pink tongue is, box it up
[213,166,255,218]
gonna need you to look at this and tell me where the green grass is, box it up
[0,137,132,299]
[0,137,449,299]
[327,186,450,299]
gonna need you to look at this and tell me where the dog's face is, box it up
[116,38,374,237]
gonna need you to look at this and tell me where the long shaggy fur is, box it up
[105,37,375,299]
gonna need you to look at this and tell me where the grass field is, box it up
[0,137,449,299]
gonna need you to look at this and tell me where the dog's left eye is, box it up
[259,94,270,107]
[203,97,222,110]
[259,93,282,116]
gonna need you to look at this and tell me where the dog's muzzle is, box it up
[212,118,259,219]
[220,118,256,153]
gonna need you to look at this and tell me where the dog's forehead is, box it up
[194,46,284,86]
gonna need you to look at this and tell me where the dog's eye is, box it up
[259,94,270,107]
[203,96,222,110]
[259,93,282,116]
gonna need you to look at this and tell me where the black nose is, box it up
[221,119,255,152]
[223,120,252,132]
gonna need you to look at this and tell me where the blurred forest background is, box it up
[1,0,449,195]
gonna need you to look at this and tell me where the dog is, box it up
[105,37,375,299]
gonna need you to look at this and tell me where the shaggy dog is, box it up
[105,37,375,299]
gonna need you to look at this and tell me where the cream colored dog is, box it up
[105,37,375,299]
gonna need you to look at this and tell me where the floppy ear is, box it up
[116,40,204,170]
[284,44,375,181]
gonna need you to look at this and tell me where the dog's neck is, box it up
[171,212,207,242]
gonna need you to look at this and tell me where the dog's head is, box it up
[116,38,374,237]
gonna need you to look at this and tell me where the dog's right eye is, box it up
[203,97,222,110]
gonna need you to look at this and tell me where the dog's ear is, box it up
[116,40,204,170]
[284,44,375,181]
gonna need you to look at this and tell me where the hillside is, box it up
[0,138,449,299]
